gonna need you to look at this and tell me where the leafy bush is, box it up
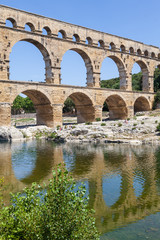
[118,123,122,127]
[0,166,99,240]
[153,92,160,109]
[85,122,92,125]
[96,118,101,122]
[101,123,106,126]
[156,123,160,132]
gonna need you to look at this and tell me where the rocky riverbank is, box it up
[1,111,160,145]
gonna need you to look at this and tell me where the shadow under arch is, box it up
[132,60,149,92]
[62,48,93,87]
[134,96,150,113]
[101,55,127,90]
[10,38,52,83]
[104,94,128,119]
[64,92,95,123]
[13,89,53,127]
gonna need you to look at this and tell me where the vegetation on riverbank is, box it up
[0,166,99,240]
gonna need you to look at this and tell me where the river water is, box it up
[1,140,160,240]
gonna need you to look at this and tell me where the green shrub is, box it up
[96,118,101,122]
[133,123,137,126]
[141,121,144,124]
[57,125,61,130]
[127,118,130,121]
[155,120,158,124]
[156,123,160,132]
[0,166,99,240]
[85,122,92,125]
[118,123,122,127]
[101,123,106,126]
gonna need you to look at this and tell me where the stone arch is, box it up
[103,94,128,119]
[42,26,51,36]
[6,17,17,28]
[61,48,93,87]
[10,38,52,83]
[58,30,67,39]
[64,92,95,123]
[101,54,127,90]
[144,50,149,57]
[151,52,156,59]
[120,45,125,52]
[109,42,116,50]
[132,60,149,92]
[73,34,80,42]
[25,22,35,32]
[12,89,53,127]
[86,37,93,45]
[134,96,150,113]
[137,49,142,56]
[129,47,134,54]
[98,40,105,48]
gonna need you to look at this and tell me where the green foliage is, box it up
[96,118,101,122]
[154,67,160,92]
[101,77,120,89]
[101,123,106,126]
[118,123,122,127]
[156,123,160,132]
[0,166,99,240]
[63,98,75,113]
[153,92,160,109]
[132,72,142,91]
[12,95,35,114]
[85,122,92,125]
[0,178,4,209]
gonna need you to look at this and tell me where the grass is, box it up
[12,118,35,123]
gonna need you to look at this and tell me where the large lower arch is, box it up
[10,38,52,83]
[104,94,128,119]
[101,55,127,90]
[134,96,150,113]
[13,90,53,127]
[64,92,95,123]
[61,48,93,87]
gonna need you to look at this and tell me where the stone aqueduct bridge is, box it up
[0,5,160,127]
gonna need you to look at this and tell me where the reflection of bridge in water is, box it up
[0,141,160,234]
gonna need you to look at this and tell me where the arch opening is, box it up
[154,65,160,92]
[58,30,66,39]
[109,42,116,50]
[134,97,150,113]
[129,47,134,54]
[12,90,53,127]
[25,23,35,32]
[42,26,51,36]
[131,61,149,92]
[86,37,92,45]
[73,34,80,42]
[103,95,128,120]
[61,48,93,87]
[98,40,104,48]
[63,92,94,124]
[120,45,125,52]
[10,39,52,83]
[6,18,17,28]
[101,56,127,90]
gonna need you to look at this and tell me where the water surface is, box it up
[1,140,160,239]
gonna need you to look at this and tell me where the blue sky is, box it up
[1,0,160,85]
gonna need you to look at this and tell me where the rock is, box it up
[0,127,10,141]
[71,128,88,136]
[10,127,24,141]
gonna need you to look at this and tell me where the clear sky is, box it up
[1,0,159,85]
